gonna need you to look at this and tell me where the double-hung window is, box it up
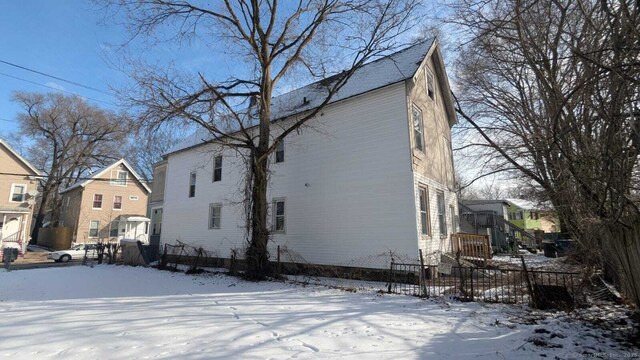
[209,204,221,229]
[437,191,447,236]
[413,106,424,152]
[89,220,100,238]
[418,187,430,235]
[189,172,196,197]
[109,221,119,237]
[111,170,128,186]
[275,141,284,163]
[93,194,103,209]
[449,204,457,234]
[10,184,26,202]
[426,69,435,100]
[272,199,285,233]
[113,195,122,210]
[213,156,222,182]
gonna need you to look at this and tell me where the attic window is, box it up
[426,69,435,100]
[111,170,128,186]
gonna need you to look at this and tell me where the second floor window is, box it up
[413,106,424,152]
[275,141,284,163]
[189,172,196,197]
[213,156,222,182]
[113,196,122,210]
[10,184,26,202]
[93,194,103,209]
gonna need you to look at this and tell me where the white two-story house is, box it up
[154,38,459,268]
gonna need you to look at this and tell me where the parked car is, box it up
[47,244,99,262]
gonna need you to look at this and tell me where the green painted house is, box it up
[506,198,558,233]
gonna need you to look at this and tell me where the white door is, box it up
[2,217,20,240]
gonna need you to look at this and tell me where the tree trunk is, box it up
[30,181,55,243]
[245,152,271,279]
[245,63,273,279]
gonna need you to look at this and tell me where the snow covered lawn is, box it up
[0,266,634,359]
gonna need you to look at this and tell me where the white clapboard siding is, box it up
[161,82,419,267]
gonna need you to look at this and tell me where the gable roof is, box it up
[60,159,152,194]
[0,138,41,176]
[168,37,457,155]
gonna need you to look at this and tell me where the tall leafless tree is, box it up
[13,92,129,241]
[448,0,640,306]
[107,0,420,279]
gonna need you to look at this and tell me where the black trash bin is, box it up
[2,247,19,263]
[543,242,558,258]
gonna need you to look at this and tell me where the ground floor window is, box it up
[272,199,285,233]
[418,187,430,235]
[89,220,100,238]
[437,192,447,236]
[209,204,221,229]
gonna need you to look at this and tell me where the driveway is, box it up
[4,251,83,271]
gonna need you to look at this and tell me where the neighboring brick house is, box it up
[0,139,41,256]
[60,159,151,244]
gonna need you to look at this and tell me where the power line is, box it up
[0,59,112,96]
[0,117,14,122]
[0,72,116,107]
[0,172,149,183]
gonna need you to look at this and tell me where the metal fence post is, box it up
[469,268,474,301]
[419,249,427,297]
[387,258,394,293]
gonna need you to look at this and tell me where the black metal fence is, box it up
[388,261,584,309]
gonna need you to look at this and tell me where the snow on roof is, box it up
[60,159,152,194]
[506,198,552,211]
[0,138,42,176]
[168,38,436,155]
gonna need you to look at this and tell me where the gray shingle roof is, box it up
[168,38,436,155]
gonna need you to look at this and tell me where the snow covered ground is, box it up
[0,266,636,359]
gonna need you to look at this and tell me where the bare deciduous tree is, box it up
[108,0,420,279]
[13,92,129,241]
[448,0,640,306]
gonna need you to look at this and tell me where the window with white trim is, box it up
[272,199,285,233]
[113,195,122,210]
[418,186,430,235]
[426,69,435,100]
[213,156,222,182]
[189,172,196,197]
[93,194,103,209]
[109,221,119,237]
[449,204,457,234]
[129,195,139,201]
[437,191,447,236]
[275,141,284,163]
[10,184,26,202]
[209,203,221,229]
[111,170,128,186]
[412,106,424,152]
[89,220,100,238]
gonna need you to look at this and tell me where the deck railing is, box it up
[451,233,492,264]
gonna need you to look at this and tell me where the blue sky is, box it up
[0,1,121,135]
[0,0,235,138]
